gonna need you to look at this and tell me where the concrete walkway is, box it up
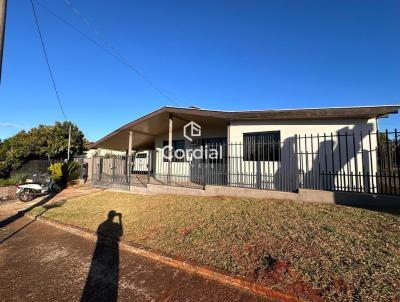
[0,200,272,302]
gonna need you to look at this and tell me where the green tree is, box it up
[0,121,87,178]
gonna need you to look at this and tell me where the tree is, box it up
[0,121,87,178]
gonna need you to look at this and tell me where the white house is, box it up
[90,105,399,194]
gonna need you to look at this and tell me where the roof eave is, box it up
[90,105,399,149]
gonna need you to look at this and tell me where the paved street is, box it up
[0,199,271,302]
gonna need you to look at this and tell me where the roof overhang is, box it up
[91,105,399,151]
[91,107,228,150]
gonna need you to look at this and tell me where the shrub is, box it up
[0,162,11,179]
[63,161,81,186]
[14,174,28,183]
[49,162,63,181]
[49,161,81,187]
[0,178,20,187]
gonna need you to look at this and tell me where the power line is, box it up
[30,0,73,161]
[63,0,185,107]
[29,0,67,121]
[35,0,185,107]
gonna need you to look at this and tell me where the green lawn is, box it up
[31,191,400,301]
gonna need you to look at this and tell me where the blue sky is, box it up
[0,0,399,141]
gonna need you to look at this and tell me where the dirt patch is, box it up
[0,186,17,201]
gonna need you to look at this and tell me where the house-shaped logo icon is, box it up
[183,121,201,142]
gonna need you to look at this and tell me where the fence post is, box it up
[127,131,133,190]
[112,156,116,185]
[202,143,206,189]
[147,150,151,184]
[167,114,173,185]
[99,157,103,181]
[395,128,399,195]
[90,157,94,184]
[294,134,300,191]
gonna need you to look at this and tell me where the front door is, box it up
[190,138,227,186]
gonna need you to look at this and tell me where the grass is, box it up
[31,191,400,301]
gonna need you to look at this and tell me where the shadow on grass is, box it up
[81,210,123,302]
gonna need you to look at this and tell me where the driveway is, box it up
[0,196,271,302]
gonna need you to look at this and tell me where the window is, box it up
[243,131,281,161]
[135,153,147,159]
[163,140,185,162]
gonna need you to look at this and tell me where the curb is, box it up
[26,213,306,302]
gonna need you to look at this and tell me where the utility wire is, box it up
[29,0,67,121]
[35,0,184,107]
[63,0,185,107]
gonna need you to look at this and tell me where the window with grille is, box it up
[243,131,281,161]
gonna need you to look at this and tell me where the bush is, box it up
[49,161,81,187]
[63,161,81,186]
[0,121,87,179]
[49,162,63,181]
[0,178,20,187]
[0,162,11,179]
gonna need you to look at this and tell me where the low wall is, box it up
[127,184,400,209]
[298,189,400,209]
[0,186,17,201]
[131,184,298,201]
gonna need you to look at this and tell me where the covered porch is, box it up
[90,107,229,190]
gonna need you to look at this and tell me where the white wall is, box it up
[86,148,125,158]
[143,118,378,192]
[228,118,378,192]
[153,126,227,179]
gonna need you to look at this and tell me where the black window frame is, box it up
[135,153,147,159]
[243,131,281,161]
[163,140,186,162]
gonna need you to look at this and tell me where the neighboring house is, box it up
[90,105,399,195]
[85,148,125,158]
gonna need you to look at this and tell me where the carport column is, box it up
[128,130,133,186]
[168,114,173,184]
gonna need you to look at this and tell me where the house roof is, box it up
[90,105,399,150]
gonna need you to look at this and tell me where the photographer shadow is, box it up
[81,211,123,302]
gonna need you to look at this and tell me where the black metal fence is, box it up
[89,129,400,196]
[297,129,400,195]
[10,159,59,179]
[92,155,130,190]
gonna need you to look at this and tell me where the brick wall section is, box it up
[0,186,17,200]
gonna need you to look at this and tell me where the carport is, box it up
[90,107,229,190]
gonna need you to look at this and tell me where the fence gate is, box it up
[92,155,129,190]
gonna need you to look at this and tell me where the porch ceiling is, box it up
[92,109,227,151]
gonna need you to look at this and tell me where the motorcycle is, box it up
[16,173,62,202]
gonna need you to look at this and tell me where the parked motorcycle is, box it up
[16,173,62,202]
